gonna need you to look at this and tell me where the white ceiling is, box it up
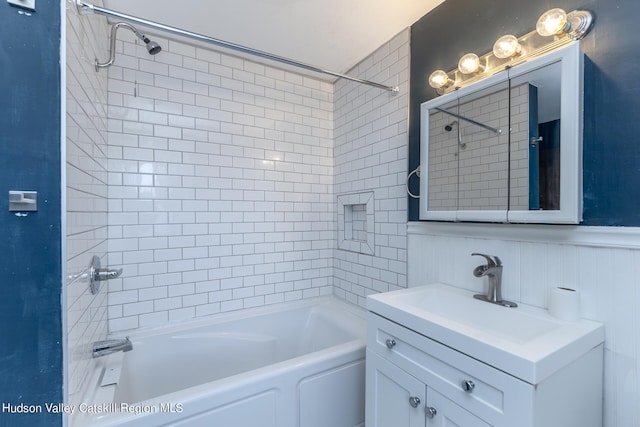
[102,0,444,79]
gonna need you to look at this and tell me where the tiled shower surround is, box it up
[65,1,109,412]
[105,29,409,331]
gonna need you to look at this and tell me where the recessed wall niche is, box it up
[337,192,375,255]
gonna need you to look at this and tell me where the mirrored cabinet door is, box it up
[508,61,562,213]
[421,72,510,222]
[506,43,583,223]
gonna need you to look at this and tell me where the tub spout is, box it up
[92,337,133,358]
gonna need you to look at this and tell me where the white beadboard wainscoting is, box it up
[407,221,640,426]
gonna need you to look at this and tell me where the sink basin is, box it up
[391,285,558,344]
[367,283,604,384]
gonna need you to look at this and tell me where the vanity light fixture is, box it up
[492,35,521,59]
[458,53,484,75]
[426,7,594,95]
[536,8,593,40]
[428,69,454,89]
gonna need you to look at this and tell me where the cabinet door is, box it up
[366,350,425,427]
[425,387,491,427]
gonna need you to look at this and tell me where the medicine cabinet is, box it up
[419,42,583,223]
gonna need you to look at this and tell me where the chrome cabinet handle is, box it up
[425,406,437,419]
[462,380,475,393]
[408,396,421,408]
[385,339,396,349]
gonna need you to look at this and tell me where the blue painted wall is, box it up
[409,0,640,226]
[0,1,62,426]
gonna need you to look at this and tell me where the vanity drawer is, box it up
[367,312,533,426]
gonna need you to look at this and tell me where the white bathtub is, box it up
[76,297,366,427]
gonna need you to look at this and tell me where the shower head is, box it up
[145,39,162,55]
[95,22,162,71]
[444,121,458,132]
[139,34,162,55]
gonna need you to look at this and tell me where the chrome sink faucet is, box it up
[471,253,517,308]
[92,337,133,358]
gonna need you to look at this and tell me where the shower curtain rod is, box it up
[75,1,399,94]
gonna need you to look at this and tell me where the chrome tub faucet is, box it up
[92,337,133,358]
[471,253,517,308]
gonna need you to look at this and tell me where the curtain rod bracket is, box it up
[74,0,399,94]
[75,0,93,15]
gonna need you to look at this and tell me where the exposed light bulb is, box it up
[536,8,568,37]
[428,70,452,89]
[458,53,483,75]
[493,35,521,59]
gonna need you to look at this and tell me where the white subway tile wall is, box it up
[408,223,640,427]
[65,1,109,414]
[106,31,335,331]
[333,30,410,306]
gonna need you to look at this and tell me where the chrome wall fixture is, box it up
[75,0,399,94]
[88,255,122,295]
[427,7,594,95]
[96,22,161,71]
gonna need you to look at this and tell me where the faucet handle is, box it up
[471,253,497,266]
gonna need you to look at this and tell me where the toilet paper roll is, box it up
[548,287,580,321]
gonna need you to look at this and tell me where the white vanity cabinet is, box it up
[365,312,604,427]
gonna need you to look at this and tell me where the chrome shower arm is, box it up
[96,22,142,70]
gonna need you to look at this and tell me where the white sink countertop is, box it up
[367,283,605,384]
